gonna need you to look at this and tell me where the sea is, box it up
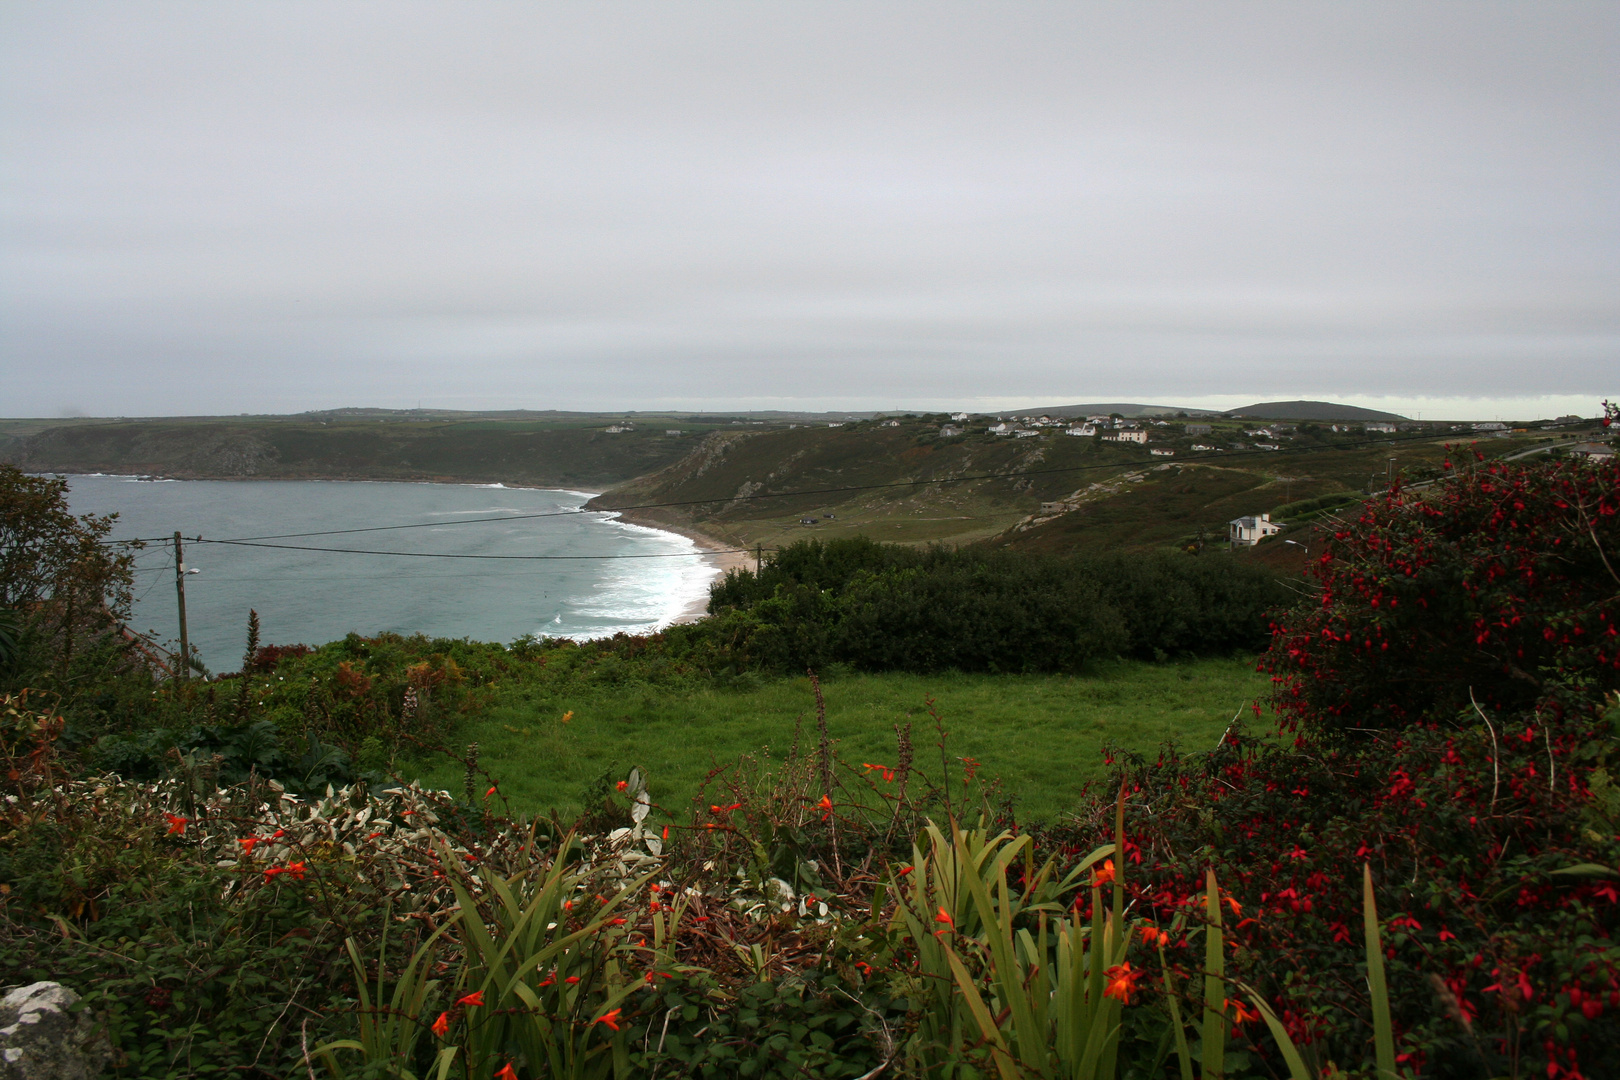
[62,475,722,675]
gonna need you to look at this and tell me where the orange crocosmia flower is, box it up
[1231,999,1260,1026]
[1092,859,1116,887]
[594,1008,622,1031]
[932,907,954,937]
[1224,896,1242,917]
[616,780,629,791]
[431,1011,450,1038]
[1103,962,1142,1004]
[485,785,498,798]
[1139,925,1159,946]
[494,1064,520,1080]
[238,837,260,854]
[164,814,188,835]
[456,991,484,1007]
[564,976,580,984]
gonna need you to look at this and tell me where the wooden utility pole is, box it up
[755,545,762,577]
[173,531,191,682]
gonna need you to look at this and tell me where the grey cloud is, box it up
[2,2,1615,417]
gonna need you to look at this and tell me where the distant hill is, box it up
[1227,400,1407,422]
[1006,403,1220,419]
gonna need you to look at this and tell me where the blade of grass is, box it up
[1203,868,1226,1080]
[1363,862,1397,1080]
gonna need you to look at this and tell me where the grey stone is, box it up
[0,982,110,1080]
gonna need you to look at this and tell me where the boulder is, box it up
[0,982,110,1080]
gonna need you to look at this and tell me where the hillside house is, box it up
[1473,422,1508,432]
[988,422,1016,435]
[1185,423,1213,436]
[1229,513,1282,547]
[1191,444,1217,451]
[1570,442,1615,460]
[1102,430,1148,444]
[938,425,963,437]
[604,424,633,433]
[1364,423,1398,434]
[881,419,901,427]
[1150,448,1174,456]
[1064,424,1096,437]
[1014,429,1041,438]
[665,429,683,435]
[950,412,970,421]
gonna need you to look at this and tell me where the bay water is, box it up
[63,476,721,674]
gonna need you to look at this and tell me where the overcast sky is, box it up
[2,2,1615,420]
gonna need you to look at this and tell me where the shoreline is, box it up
[65,471,747,631]
[606,511,753,624]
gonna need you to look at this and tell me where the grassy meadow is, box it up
[410,655,1268,821]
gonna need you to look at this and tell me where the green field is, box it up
[410,655,1268,821]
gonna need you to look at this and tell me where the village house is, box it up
[1102,430,1148,444]
[1185,423,1213,436]
[1364,422,1398,434]
[1570,442,1615,460]
[1229,513,1282,546]
[1150,448,1174,456]
[950,412,970,421]
[1064,424,1096,437]
[988,422,1017,435]
[1191,444,1217,452]
[938,425,963,437]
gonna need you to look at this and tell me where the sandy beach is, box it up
[600,509,755,624]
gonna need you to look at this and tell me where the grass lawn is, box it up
[409,655,1268,822]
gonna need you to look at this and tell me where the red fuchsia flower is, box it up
[1103,962,1142,1004]
[431,1011,450,1038]
[164,814,188,835]
[594,1008,622,1031]
[264,862,306,883]
[456,991,484,1007]
[494,1064,519,1080]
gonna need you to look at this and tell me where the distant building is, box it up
[938,425,963,437]
[1255,443,1282,451]
[1014,429,1041,438]
[1472,422,1508,432]
[1039,501,1069,515]
[988,423,1017,435]
[1229,513,1282,547]
[950,412,970,421]
[800,517,819,525]
[1103,430,1148,444]
[604,424,633,433]
[1570,442,1615,460]
[1185,423,1213,436]
[1064,424,1096,437]
[665,429,683,435]
[827,422,845,427]
[1150,448,1174,456]
[1191,444,1217,452]
[1364,422,1398,434]
[881,419,901,427]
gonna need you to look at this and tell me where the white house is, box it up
[988,422,1017,435]
[1014,429,1041,438]
[1064,424,1096,437]
[938,425,963,437]
[1364,422,1398,434]
[605,424,633,433]
[1570,442,1615,460]
[1103,430,1148,444]
[1229,513,1282,546]
[950,412,970,421]
[1191,444,1217,452]
[1150,448,1175,456]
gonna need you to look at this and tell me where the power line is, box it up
[190,538,752,560]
